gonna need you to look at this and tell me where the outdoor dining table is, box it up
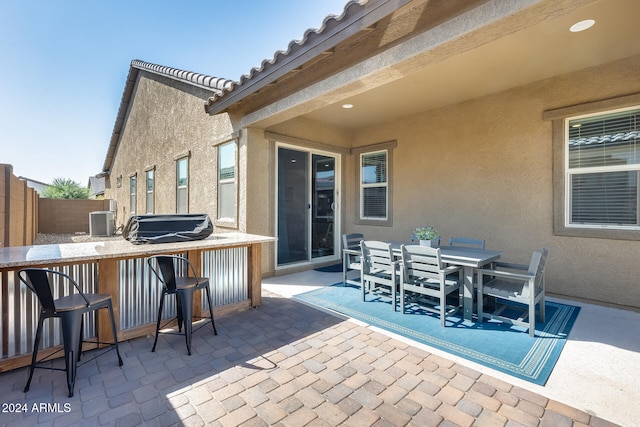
[391,242,502,321]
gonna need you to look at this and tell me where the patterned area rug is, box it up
[294,283,580,385]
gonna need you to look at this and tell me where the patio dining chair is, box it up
[342,233,364,287]
[17,268,123,397]
[448,237,488,289]
[361,240,400,310]
[448,237,485,250]
[147,255,217,355]
[476,247,549,337]
[399,245,462,326]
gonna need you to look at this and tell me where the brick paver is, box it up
[0,291,618,426]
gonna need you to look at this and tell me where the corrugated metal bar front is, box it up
[0,263,98,359]
[202,247,248,309]
[1,244,253,366]
[118,247,248,330]
[118,257,178,330]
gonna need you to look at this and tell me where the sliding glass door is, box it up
[277,146,338,267]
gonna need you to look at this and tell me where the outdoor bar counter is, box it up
[0,232,276,371]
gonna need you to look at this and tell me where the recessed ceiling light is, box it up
[342,103,354,109]
[570,19,595,33]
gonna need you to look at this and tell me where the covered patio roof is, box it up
[205,0,640,131]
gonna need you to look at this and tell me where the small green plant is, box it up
[414,226,439,241]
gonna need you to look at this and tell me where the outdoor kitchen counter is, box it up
[0,233,276,371]
[0,232,274,269]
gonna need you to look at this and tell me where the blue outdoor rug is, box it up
[294,283,580,385]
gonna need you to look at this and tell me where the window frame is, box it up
[545,93,640,240]
[360,150,388,220]
[145,167,155,214]
[129,174,137,215]
[352,140,396,227]
[216,140,238,227]
[176,157,189,214]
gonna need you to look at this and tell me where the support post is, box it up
[97,258,120,342]
[248,243,262,307]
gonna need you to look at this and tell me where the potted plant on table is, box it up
[414,226,440,247]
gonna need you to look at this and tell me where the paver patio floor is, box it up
[0,287,620,427]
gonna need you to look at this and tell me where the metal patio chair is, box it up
[147,255,217,355]
[18,268,123,397]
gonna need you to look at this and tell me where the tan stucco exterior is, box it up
[104,71,233,227]
[104,0,640,309]
[237,54,640,307]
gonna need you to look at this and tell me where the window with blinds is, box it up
[360,151,388,219]
[567,108,639,228]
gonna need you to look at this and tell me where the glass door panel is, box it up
[277,146,338,267]
[277,147,309,265]
[312,155,335,259]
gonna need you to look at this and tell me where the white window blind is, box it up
[360,151,388,219]
[567,108,640,227]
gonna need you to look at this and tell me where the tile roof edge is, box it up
[205,0,406,115]
[130,59,234,92]
[102,59,233,174]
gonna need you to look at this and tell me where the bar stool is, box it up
[18,268,123,398]
[147,255,217,355]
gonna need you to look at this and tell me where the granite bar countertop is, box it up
[0,233,276,270]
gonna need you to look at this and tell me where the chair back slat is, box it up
[342,233,364,251]
[531,247,549,293]
[19,269,56,311]
[401,245,442,281]
[361,241,394,274]
[18,268,90,311]
[148,256,177,291]
[148,255,198,291]
[449,237,485,250]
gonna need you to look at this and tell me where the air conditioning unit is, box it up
[90,211,115,237]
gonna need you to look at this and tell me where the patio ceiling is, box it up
[294,0,640,130]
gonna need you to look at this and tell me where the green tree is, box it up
[41,177,90,199]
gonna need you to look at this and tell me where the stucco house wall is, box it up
[237,53,639,307]
[332,53,640,307]
[104,70,233,227]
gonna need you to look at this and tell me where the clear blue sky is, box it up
[0,0,348,186]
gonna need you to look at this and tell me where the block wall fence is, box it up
[1,164,38,247]
[1,164,112,246]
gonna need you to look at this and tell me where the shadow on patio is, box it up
[1,284,625,427]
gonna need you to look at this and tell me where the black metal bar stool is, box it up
[18,268,123,397]
[147,255,217,355]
